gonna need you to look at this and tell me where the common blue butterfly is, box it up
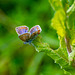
[15,25,42,44]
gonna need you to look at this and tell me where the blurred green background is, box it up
[0,0,66,75]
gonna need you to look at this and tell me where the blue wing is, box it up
[15,26,29,35]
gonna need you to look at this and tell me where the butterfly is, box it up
[15,25,42,44]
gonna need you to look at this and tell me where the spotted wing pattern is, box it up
[15,25,42,44]
[30,25,42,39]
[15,26,29,35]
[19,33,31,42]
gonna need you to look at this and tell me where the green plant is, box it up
[33,0,75,75]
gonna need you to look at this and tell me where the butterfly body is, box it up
[15,25,42,44]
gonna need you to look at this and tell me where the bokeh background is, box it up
[0,0,66,75]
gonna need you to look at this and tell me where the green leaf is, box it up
[61,0,69,11]
[70,25,75,45]
[59,36,66,48]
[33,36,75,75]
[68,11,75,45]
[32,0,75,75]
[51,9,66,37]
[49,0,63,11]
[67,1,75,15]
[68,0,74,6]
[69,50,75,65]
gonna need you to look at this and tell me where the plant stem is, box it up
[65,35,72,55]
[64,16,72,55]
[64,17,72,55]
[64,0,72,55]
[67,1,75,16]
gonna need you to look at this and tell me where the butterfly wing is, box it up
[19,32,31,42]
[15,25,42,44]
[30,25,42,39]
[15,26,29,35]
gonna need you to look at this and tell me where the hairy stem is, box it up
[64,0,72,55]
[65,35,72,55]
[64,17,72,55]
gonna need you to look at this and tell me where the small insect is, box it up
[15,25,42,44]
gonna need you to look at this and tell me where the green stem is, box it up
[64,17,72,55]
[67,1,75,16]
[64,1,72,55]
